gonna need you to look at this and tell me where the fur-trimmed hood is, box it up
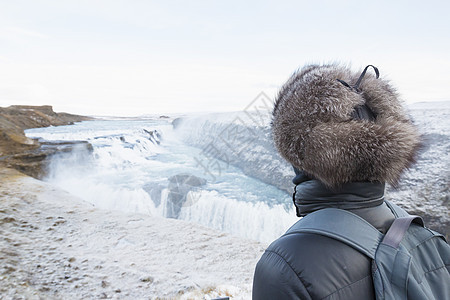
[272,64,420,188]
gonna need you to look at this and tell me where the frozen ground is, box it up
[0,167,265,299]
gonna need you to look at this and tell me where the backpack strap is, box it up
[382,215,423,248]
[287,204,426,258]
[285,208,382,258]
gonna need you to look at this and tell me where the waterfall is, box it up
[25,117,299,243]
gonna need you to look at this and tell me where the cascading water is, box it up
[25,117,298,244]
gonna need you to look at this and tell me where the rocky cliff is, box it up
[0,105,93,178]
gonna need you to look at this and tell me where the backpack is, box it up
[290,201,450,300]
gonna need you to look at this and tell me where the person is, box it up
[252,64,423,299]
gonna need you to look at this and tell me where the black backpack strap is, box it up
[285,208,382,258]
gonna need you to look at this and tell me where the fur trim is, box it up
[272,64,420,188]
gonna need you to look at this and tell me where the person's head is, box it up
[271,63,420,189]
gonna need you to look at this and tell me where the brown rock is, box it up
[0,105,94,178]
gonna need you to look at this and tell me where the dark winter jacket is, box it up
[252,179,395,300]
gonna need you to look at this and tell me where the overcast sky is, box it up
[0,0,449,116]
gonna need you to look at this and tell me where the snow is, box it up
[0,167,265,299]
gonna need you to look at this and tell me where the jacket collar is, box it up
[293,179,385,217]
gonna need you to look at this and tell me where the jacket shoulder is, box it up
[254,232,375,299]
[253,246,312,299]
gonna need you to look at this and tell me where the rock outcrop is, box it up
[166,173,207,218]
[0,105,93,178]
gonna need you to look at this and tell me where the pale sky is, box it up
[0,0,449,116]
